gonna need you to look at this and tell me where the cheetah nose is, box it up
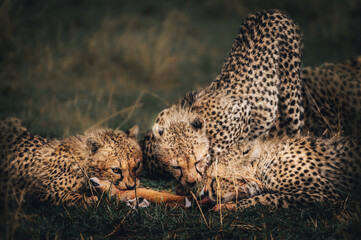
[126,183,136,190]
[186,180,196,188]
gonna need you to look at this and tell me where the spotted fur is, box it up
[0,117,142,206]
[302,56,361,136]
[142,9,304,191]
[204,135,361,211]
[142,9,361,195]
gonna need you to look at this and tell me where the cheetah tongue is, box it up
[200,196,212,205]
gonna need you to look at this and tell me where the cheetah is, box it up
[141,9,304,193]
[142,9,361,195]
[201,134,361,211]
[302,56,361,136]
[0,117,142,206]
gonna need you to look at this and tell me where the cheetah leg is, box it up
[34,174,100,206]
[61,193,99,207]
[211,192,326,211]
[37,188,98,207]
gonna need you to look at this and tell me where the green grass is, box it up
[1,0,361,239]
[4,196,361,239]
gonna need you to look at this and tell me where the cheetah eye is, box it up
[112,168,122,174]
[171,165,181,170]
[134,161,141,171]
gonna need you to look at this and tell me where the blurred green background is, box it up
[2,1,361,239]
[1,0,360,138]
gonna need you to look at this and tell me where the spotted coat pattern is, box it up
[141,9,361,195]
[0,118,142,206]
[141,9,304,192]
[204,135,361,210]
[302,56,361,136]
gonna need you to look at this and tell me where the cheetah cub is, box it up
[202,135,361,211]
[0,117,141,206]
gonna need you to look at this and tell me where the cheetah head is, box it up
[85,126,142,191]
[151,109,211,191]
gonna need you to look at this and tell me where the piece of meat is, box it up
[90,177,187,206]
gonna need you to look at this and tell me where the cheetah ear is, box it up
[87,138,103,154]
[191,116,206,131]
[126,125,139,139]
[152,123,164,139]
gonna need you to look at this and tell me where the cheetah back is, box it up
[302,56,361,136]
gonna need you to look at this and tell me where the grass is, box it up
[1,0,361,239]
[4,196,361,239]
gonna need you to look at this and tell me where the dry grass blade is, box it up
[116,89,170,129]
[51,141,98,206]
[303,85,336,134]
[214,157,224,226]
[95,189,106,211]
[309,217,318,228]
[116,91,145,129]
[89,103,143,130]
[142,89,170,106]
[62,205,75,222]
[190,192,210,230]
[104,208,133,238]
[230,222,261,231]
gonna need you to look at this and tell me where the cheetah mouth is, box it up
[89,178,100,187]
[198,187,215,207]
[89,177,128,193]
[199,195,213,206]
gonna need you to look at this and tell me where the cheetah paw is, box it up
[211,202,237,212]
